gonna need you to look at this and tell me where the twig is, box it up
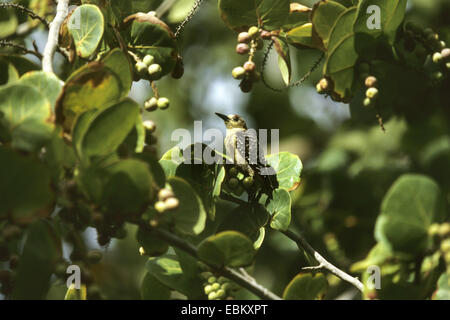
[280,229,364,292]
[42,0,69,73]
[152,227,282,300]
[0,40,42,59]
[174,0,204,38]
[0,3,50,28]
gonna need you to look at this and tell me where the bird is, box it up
[215,113,278,201]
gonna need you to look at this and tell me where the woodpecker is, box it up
[215,113,278,199]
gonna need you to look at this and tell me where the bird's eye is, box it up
[233,115,238,121]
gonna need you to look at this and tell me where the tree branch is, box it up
[0,3,50,29]
[152,227,282,300]
[0,40,42,59]
[42,0,69,73]
[280,229,364,292]
[219,193,247,206]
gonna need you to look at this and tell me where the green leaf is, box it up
[124,12,178,77]
[0,58,19,85]
[0,54,40,76]
[197,231,256,268]
[68,4,105,58]
[0,84,54,152]
[267,188,292,231]
[0,8,18,38]
[56,62,123,131]
[80,98,139,158]
[102,48,133,98]
[311,0,346,49]
[282,3,311,31]
[13,220,62,299]
[64,284,87,300]
[0,147,54,224]
[285,23,317,49]
[141,272,171,300]
[265,152,303,191]
[273,37,291,86]
[146,254,184,290]
[218,0,290,31]
[162,177,207,235]
[323,7,358,101]
[354,0,407,45]
[350,242,393,272]
[375,174,446,256]
[283,273,328,300]
[18,71,63,111]
[434,273,450,300]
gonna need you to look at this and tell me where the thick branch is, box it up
[152,227,282,300]
[42,0,69,73]
[0,3,50,28]
[280,229,364,292]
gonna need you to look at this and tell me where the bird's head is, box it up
[215,113,247,130]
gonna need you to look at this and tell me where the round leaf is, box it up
[18,71,63,110]
[265,152,303,191]
[283,273,328,300]
[267,188,292,231]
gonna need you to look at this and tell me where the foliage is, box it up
[0,0,449,301]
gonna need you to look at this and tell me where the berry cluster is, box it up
[202,272,237,300]
[225,166,255,195]
[154,187,179,214]
[232,26,267,93]
[429,222,450,274]
[363,76,378,108]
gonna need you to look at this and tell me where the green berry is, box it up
[366,87,379,99]
[164,197,179,210]
[243,176,254,188]
[143,55,155,66]
[232,66,246,80]
[204,285,213,295]
[432,52,442,63]
[363,97,372,108]
[228,178,239,189]
[441,239,450,253]
[143,120,156,133]
[207,276,217,284]
[135,61,148,74]
[208,292,217,300]
[157,97,170,110]
[148,64,162,80]
[228,167,239,177]
[154,201,166,213]
[438,223,450,238]
[218,276,228,284]
[211,283,221,291]
[248,26,259,38]
[432,71,443,80]
[238,32,251,43]
[216,289,226,299]
[428,223,440,236]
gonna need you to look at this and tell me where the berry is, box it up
[143,55,155,66]
[139,247,146,255]
[216,289,226,299]
[365,76,378,88]
[243,61,256,72]
[228,167,239,177]
[171,57,184,79]
[243,176,254,188]
[148,64,162,80]
[432,52,442,63]
[135,61,147,74]
[236,43,250,55]
[165,197,179,210]
[143,120,156,133]
[208,292,217,300]
[232,66,246,80]
[221,282,231,291]
[423,28,434,36]
[237,32,251,43]
[207,276,217,284]
[228,178,239,189]
[248,26,259,38]
[211,283,221,291]
[441,48,450,60]
[363,97,372,108]
[428,223,440,236]
[432,71,443,80]
[218,276,228,284]
[204,285,213,295]
[438,223,450,238]
[239,78,253,93]
[366,87,379,99]
[316,82,324,94]
[319,78,329,91]
[154,201,166,213]
[260,30,271,40]
[441,239,450,253]
[158,188,174,201]
[157,97,170,110]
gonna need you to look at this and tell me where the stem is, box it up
[174,0,205,38]
[42,0,69,73]
[288,53,325,88]
[0,40,42,59]
[152,227,282,300]
[280,229,364,292]
[0,3,50,28]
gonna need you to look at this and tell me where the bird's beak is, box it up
[215,113,229,122]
